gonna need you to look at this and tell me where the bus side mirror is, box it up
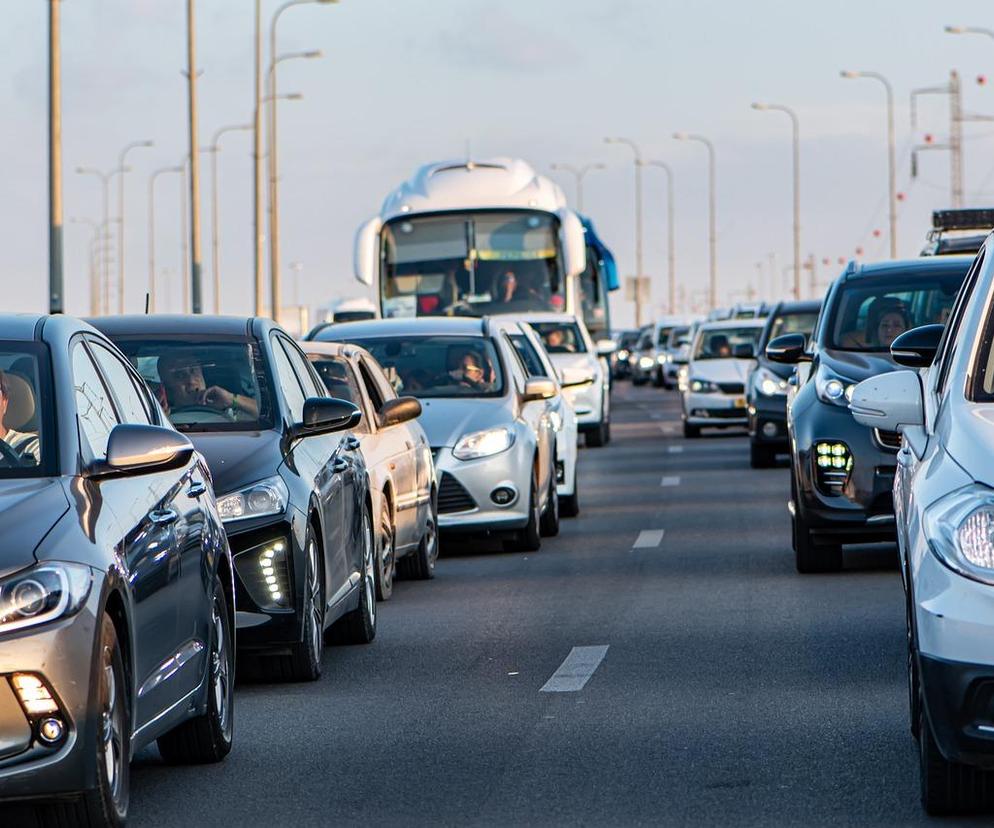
[354,216,382,287]
[558,210,587,280]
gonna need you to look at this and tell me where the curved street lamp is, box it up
[673,132,717,309]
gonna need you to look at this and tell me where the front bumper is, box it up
[682,389,748,426]
[433,445,532,534]
[748,392,789,447]
[0,579,104,800]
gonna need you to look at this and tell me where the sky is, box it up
[4,0,994,329]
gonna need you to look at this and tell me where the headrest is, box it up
[4,373,36,432]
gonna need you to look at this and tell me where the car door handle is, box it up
[343,436,361,451]
[149,508,179,526]
[187,481,207,498]
[332,458,350,474]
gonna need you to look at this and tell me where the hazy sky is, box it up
[4,0,994,328]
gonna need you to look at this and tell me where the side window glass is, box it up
[270,337,306,422]
[510,335,544,377]
[90,343,153,425]
[72,344,119,458]
[281,338,325,398]
[938,250,984,395]
[502,335,527,391]
[357,360,385,412]
[364,358,397,404]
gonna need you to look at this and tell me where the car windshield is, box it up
[768,311,819,345]
[381,210,565,318]
[307,355,358,405]
[693,327,761,360]
[0,345,51,477]
[112,339,275,432]
[349,336,505,398]
[531,322,587,354]
[668,327,690,348]
[825,271,965,351]
[656,326,674,346]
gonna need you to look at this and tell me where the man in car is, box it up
[158,350,259,419]
[0,369,38,464]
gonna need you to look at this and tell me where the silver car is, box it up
[308,317,559,551]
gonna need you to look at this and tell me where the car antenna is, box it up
[144,292,150,314]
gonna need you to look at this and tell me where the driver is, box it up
[0,370,39,463]
[157,350,259,419]
[448,350,490,390]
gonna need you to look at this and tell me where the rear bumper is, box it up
[748,394,788,447]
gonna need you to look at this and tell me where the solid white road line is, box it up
[667,445,684,454]
[539,645,610,693]
[660,476,681,487]
[633,529,665,548]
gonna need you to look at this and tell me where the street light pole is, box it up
[148,165,183,313]
[643,161,676,315]
[76,166,125,315]
[604,137,645,325]
[841,71,897,258]
[186,0,204,313]
[674,132,717,309]
[752,103,800,300]
[69,217,100,315]
[48,0,64,314]
[549,162,606,213]
[117,139,154,314]
[208,124,252,314]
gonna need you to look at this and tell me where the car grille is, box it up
[690,408,746,419]
[717,382,744,395]
[874,429,901,451]
[438,472,477,514]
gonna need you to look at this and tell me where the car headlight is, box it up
[756,366,789,397]
[617,349,629,360]
[689,377,719,394]
[638,356,654,369]
[923,485,994,586]
[217,475,289,523]
[452,426,515,461]
[0,562,92,635]
[656,354,667,364]
[814,368,857,407]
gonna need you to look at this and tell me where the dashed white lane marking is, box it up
[539,645,610,693]
[660,476,681,487]
[667,445,684,454]
[633,529,665,548]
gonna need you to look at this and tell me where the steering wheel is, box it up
[168,405,231,425]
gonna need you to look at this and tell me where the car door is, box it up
[502,332,553,497]
[71,340,186,730]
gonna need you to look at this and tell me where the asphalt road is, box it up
[126,382,955,826]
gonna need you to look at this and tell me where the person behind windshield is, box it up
[0,370,38,464]
[544,328,575,353]
[709,334,732,358]
[157,351,259,419]
[841,297,910,349]
[447,349,491,391]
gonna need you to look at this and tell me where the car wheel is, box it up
[331,506,377,644]
[560,472,580,518]
[652,368,664,387]
[793,510,842,573]
[683,421,700,439]
[399,495,438,580]
[586,421,608,448]
[374,499,395,601]
[749,441,775,468]
[507,471,541,552]
[157,584,234,763]
[539,467,560,537]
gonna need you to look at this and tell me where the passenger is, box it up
[0,370,39,464]
[841,297,910,349]
[158,350,259,419]
[498,270,519,303]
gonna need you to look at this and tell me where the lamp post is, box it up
[549,162,606,213]
[841,71,896,258]
[642,160,676,315]
[69,216,100,315]
[48,0,63,314]
[752,103,800,300]
[117,139,154,314]
[148,165,184,313]
[604,137,645,325]
[673,132,717,309]
[945,24,994,40]
[76,165,126,314]
[206,124,252,314]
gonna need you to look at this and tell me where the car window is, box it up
[531,322,587,354]
[357,359,386,412]
[280,336,325,398]
[90,342,153,425]
[509,333,546,377]
[308,354,360,405]
[362,356,398,405]
[937,250,984,397]
[693,326,761,360]
[72,343,119,458]
[270,337,307,422]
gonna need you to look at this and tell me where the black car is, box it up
[769,258,972,572]
[746,299,821,467]
[0,315,234,822]
[94,316,375,682]
[611,329,640,379]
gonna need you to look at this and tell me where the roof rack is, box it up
[932,208,994,232]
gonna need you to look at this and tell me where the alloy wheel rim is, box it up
[380,517,394,592]
[363,513,375,624]
[425,515,437,567]
[308,539,322,661]
[211,602,230,732]
[101,655,122,802]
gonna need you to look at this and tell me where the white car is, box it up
[680,319,764,438]
[510,312,614,447]
[850,243,994,815]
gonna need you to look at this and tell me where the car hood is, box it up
[820,348,898,383]
[688,358,753,384]
[186,429,285,496]
[0,478,70,577]
[417,397,514,448]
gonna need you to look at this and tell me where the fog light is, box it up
[817,455,832,468]
[11,673,58,716]
[816,442,831,456]
[762,422,778,437]
[491,487,516,506]
[235,537,291,611]
[37,717,65,744]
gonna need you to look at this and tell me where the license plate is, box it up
[734,397,746,408]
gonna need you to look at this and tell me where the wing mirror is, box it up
[521,377,557,402]
[294,397,362,439]
[379,396,422,427]
[558,209,587,280]
[890,324,944,369]
[595,338,616,357]
[733,342,755,359]
[766,333,810,365]
[850,371,924,433]
[91,423,195,477]
[353,216,382,287]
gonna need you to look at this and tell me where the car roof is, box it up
[841,255,974,282]
[0,313,48,341]
[308,316,488,340]
[769,299,822,315]
[491,311,579,325]
[697,318,766,331]
[89,314,259,337]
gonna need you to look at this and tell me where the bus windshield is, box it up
[381,210,565,318]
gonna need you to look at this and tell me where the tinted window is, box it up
[0,346,51,475]
[693,327,762,360]
[271,339,307,422]
[72,344,118,459]
[768,312,819,345]
[510,334,546,377]
[280,337,325,398]
[531,322,587,354]
[90,343,152,425]
[308,355,359,405]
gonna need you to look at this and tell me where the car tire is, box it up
[683,421,700,439]
[749,442,776,468]
[329,506,377,645]
[907,597,921,741]
[157,584,234,764]
[652,368,664,387]
[560,473,580,518]
[586,421,608,448]
[539,469,560,537]
[374,499,395,601]
[793,510,842,573]
[399,495,438,580]
[507,473,541,552]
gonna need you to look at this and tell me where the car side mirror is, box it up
[521,377,557,402]
[353,216,382,287]
[558,209,587,279]
[890,324,944,369]
[595,339,615,357]
[766,333,810,365]
[733,343,755,359]
[95,423,194,477]
[849,370,924,433]
[379,396,422,427]
[294,397,361,438]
